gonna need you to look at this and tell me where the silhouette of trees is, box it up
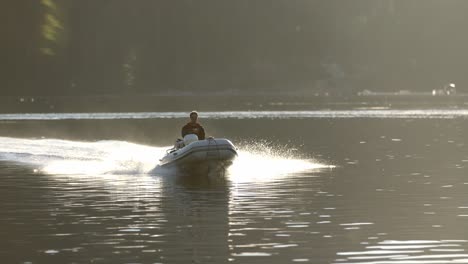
[2,0,468,95]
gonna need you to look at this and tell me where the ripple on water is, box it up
[335,240,468,264]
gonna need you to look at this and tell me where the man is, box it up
[181,111,205,140]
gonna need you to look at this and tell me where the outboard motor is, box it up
[174,139,185,149]
[183,134,199,145]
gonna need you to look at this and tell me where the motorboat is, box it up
[159,134,238,175]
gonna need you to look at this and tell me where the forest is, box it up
[2,0,468,96]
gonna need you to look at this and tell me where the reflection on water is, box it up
[335,240,468,263]
[1,115,468,263]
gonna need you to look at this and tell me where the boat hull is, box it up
[159,138,237,175]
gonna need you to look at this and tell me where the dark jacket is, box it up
[181,122,205,140]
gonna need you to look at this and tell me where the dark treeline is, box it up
[2,0,468,96]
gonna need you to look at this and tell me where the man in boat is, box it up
[181,111,206,140]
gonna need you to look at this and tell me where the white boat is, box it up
[159,135,238,175]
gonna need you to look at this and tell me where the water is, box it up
[1,109,468,120]
[1,110,468,263]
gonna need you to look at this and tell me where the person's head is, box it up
[189,111,198,123]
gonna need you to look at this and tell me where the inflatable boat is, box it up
[159,135,238,175]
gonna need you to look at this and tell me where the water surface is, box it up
[1,109,468,120]
[1,110,468,263]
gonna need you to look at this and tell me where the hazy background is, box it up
[3,0,468,98]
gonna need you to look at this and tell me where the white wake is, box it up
[0,137,332,177]
[0,137,164,175]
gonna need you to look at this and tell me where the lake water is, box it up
[1,110,468,263]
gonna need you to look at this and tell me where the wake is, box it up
[0,137,164,175]
[0,137,331,177]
